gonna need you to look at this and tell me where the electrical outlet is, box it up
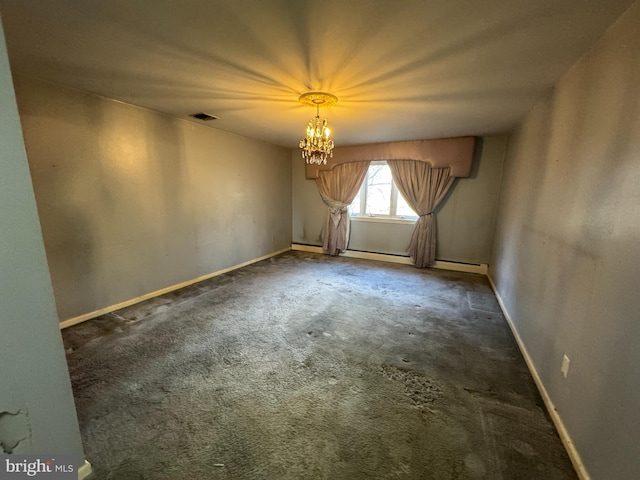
[561,354,571,378]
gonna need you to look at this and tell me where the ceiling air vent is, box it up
[189,112,218,121]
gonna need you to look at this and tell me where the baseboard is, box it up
[59,247,292,329]
[78,460,92,480]
[487,275,590,480]
[291,244,488,274]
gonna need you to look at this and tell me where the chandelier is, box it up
[298,92,338,165]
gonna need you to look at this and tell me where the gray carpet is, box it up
[62,251,577,479]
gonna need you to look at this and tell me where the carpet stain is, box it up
[380,364,443,414]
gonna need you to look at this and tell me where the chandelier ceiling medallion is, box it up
[298,91,338,165]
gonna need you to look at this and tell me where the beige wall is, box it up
[490,2,640,478]
[14,76,292,322]
[292,135,506,264]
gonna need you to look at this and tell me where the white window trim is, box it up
[349,161,418,223]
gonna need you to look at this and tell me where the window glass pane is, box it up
[366,164,392,215]
[396,190,416,217]
[350,189,361,215]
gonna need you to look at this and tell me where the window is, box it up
[350,162,417,221]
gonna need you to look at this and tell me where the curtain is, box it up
[316,161,370,256]
[387,161,454,268]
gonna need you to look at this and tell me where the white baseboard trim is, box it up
[59,247,292,329]
[291,244,488,274]
[78,460,92,480]
[487,275,590,480]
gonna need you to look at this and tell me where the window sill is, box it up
[350,215,417,225]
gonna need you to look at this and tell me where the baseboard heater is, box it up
[291,244,488,275]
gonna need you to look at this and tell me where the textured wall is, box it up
[292,136,506,264]
[14,76,292,322]
[0,23,84,459]
[490,2,640,478]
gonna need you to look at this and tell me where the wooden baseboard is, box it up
[59,247,292,329]
[291,244,488,274]
[78,460,92,480]
[487,275,590,480]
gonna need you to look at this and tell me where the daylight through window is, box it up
[350,162,417,220]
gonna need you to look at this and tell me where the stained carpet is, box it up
[62,251,577,479]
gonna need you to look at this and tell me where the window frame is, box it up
[349,161,418,223]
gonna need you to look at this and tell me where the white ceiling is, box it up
[0,0,634,148]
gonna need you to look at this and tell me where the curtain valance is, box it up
[305,136,475,179]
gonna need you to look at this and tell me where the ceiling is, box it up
[0,0,634,148]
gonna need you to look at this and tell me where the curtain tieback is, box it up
[419,211,435,217]
[329,205,348,227]
[330,206,347,215]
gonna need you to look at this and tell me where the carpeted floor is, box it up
[62,251,577,479]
